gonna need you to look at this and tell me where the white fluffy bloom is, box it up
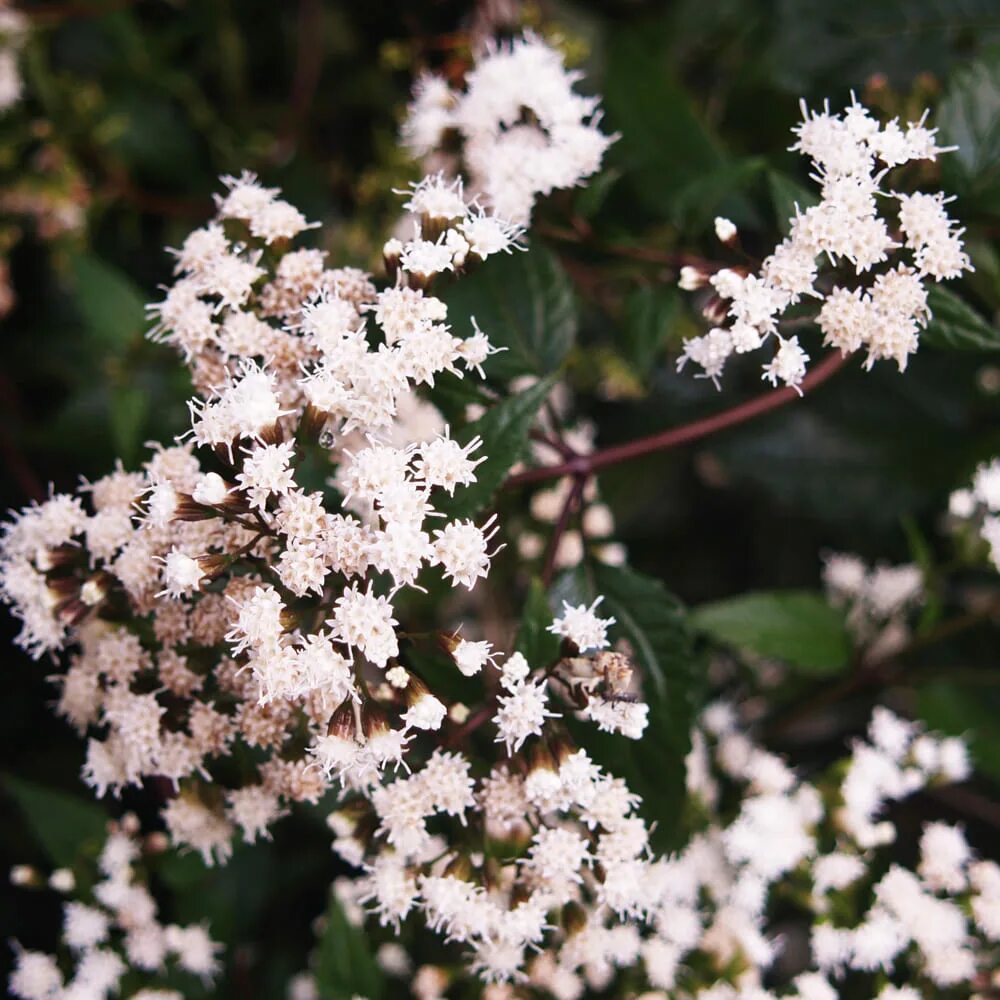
[494,678,557,754]
[680,97,971,386]
[402,34,612,223]
[452,638,496,677]
[548,597,614,652]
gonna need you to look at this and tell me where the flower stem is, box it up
[505,350,849,489]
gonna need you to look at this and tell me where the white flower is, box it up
[680,97,971,387]
[548,596,615,652]
[329,584,399,668]
[494,678,557,754]
[761,336,808,391]
[159,548,206,598]
[714,216,737,242]
[404,693,447,732]
[429,517,497,590]
[452,638,495,677]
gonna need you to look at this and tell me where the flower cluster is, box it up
[949,457,1000,570]
[668,705,996,997]
[0,174,517,859]
[311,701,994,998]
[402,33,613,223]
[8,814,220,1000]
[822,551,924,656]
[679,98,972,389]
[321,598,670,988]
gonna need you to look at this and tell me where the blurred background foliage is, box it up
[3,1,1000,996]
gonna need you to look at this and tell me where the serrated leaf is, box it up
[5,776,108,867]
[603,24,725,222]
[440,376,556,519]
[442,248,577,380]
[515,579,561,666]
[690,590,850,675]
[938,53,1000,209]
[623,285,682,376]
[923,285,1000,351]
[69,252,147,350]
[314,890,385,1000]
[556,563,703,852]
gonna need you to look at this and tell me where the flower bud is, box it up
[298,404,329,445]
[328,698,358,741]
[10,864,40,888]
[443,854,472,881]
[360,701,391,741]
[196,553,231,580]
[678,264,708,291]
[714,215,738,245]
[55,596,89,627]
[48,868,75,893]
[701,295,729,325]
[173,492,222,522]
[403,676,447,732]
[36,544,82,572]
[80,572,111,606]
[383,238,403,277]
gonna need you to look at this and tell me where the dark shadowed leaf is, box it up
[314,890,385,999]
[555,563,704,852]
[69,252,148,350]
[438,376,556,519]
[603,23,725,221]
[691,590,850,674]
[768,170,819,234]
[109,383,150,466]
[917,680,1000,784]
[623,285,682,376]
[5,776,108,868]
[922,285,1000,351]
[938,52,1000,211]
[442,248,577,380]
[515,578,562,667]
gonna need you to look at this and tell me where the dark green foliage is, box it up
[691,590,851,675]
[554,563,704,852]
[5,1,1000,995]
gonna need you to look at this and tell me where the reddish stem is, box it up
[505,350,849,489]
[445,704,493,750]
[540,475,585,587]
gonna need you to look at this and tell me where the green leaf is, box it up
[623,285,682,376]
[313,890,385,1000]
[69,252,148,350]
[515,579,561,666]
[690,590,850,675]
[768,170,819,235]
[442,247,577,380]
[922,285,1000,351]
[5,776,107,867]
[671,157,767,231]
[917,680,1000,784]
[603,23,726,220]
[109,382,150,466]
[938,53,1000,210]
[556,563,704,852]
[574,167,622,220]
[439,375,556,519]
